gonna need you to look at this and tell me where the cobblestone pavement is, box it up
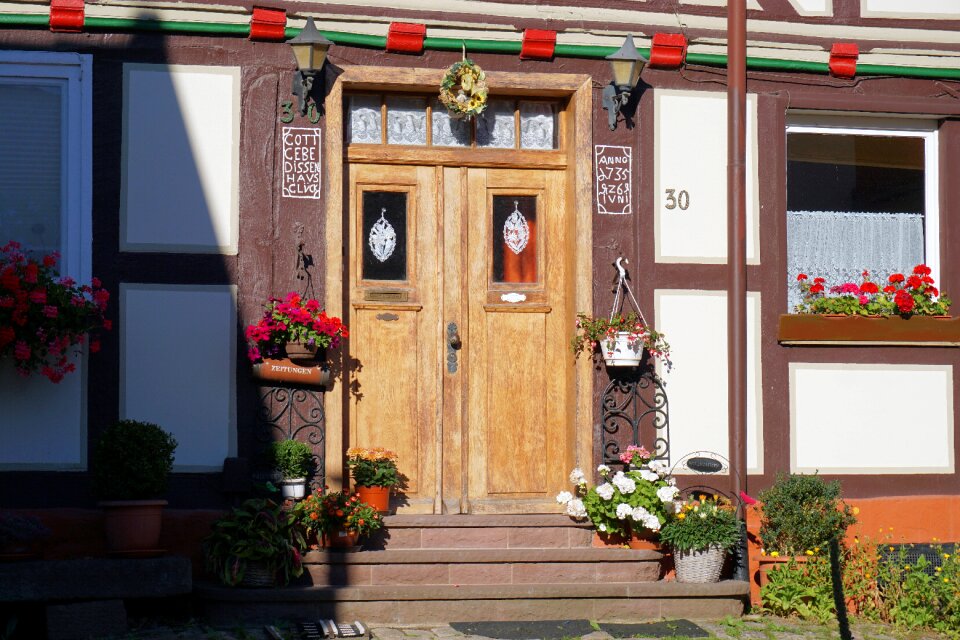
[106,616,951,640]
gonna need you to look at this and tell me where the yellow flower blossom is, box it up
[805,550,814,556]
[770,551,780,558]
[945,553,952,560]
[677,513,686,520]
[936,567,942,573]
[945,578,951,583]
[852,506,860,515]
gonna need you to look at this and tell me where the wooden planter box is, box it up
[778,314,960,347]
[252,358,331,386]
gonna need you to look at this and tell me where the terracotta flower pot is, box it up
[627,526,660,550]
[284,341,319,362]
[326,528,359,550]
[99,499,167,555]
[356,485,392,513]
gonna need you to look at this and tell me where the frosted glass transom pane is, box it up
[0,81,62,255]
[348,95,382,144]
[520,102,556,150]
[386,96,427,146]
[431,100,471,147]
[477,100,515,148]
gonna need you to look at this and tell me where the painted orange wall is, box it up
[748,495,960,606]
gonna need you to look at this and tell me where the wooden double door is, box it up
[346,163,575,514]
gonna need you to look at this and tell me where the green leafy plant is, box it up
[571,312,671,367]
[345,447,400,488]
[292,489,384,539]
[265,440,313,479]
[757,473,856,556]
[877,543,960,637]
[659,493,741,553]
[760,555,836,623]
[91,420,178,501]
[795,264,951,317]
[202,498,304,587]
[557,449,678,538]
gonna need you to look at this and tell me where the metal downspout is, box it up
[727,0,749,559]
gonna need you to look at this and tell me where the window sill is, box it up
[778,314,960,346]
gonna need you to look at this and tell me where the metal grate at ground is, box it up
[296,620,370,639]
[879,543,956,577]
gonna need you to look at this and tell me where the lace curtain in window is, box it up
[786,210,924,311]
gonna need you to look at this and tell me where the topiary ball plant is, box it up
[757,472,857,556]
[266,439,314,480]
[92,420,178,501]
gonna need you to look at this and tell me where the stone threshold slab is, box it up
[381,515,592,528]
[302,548,662,564]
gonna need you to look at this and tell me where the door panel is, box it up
[347,164,572,514]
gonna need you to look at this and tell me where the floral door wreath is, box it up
[439,54,488,119]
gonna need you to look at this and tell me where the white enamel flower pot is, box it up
[601,331,644,367]
[280,478,307,500]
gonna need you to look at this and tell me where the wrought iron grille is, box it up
[600,364,670,467]
[255,386,326,489]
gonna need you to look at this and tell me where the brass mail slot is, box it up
[364,289,409,302]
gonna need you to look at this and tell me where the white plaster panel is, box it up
[863,0,960,19]
[678,0,764,9]
[0,357,86,468]
[787,0,832,16]
[655,290,763,474]
[121,64,240,254]
[121,284,237,470]
[791,364,953,474]
[655,90,760,264]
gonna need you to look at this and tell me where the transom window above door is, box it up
[347,94,561,150]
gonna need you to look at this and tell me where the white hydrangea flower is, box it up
[598,523,607,532]
[638,469,659,482]
[616,503,633,520]
[644,514,661,532]
[657,485,680,503]
[565,498,587,519]
[612,471,637,495]
[648,460,668,476]
[595,483,615,501]
[597,464,611,476]
[569,467,586,485]
[556,490,574,505]
[631,506,651,522]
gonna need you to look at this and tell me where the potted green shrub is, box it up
[345,446,401,513]
[659,493,742,583]
[91,419,178,554]
[756,473,857,586]
[203,498,305,587]
[266,439,314,499]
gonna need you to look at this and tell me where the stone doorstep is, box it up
[382,515,592,528]
[195,581,750,625]
[367,516,596,550]
[303,548,661,564]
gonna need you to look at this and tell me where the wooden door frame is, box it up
[323,66,594,499]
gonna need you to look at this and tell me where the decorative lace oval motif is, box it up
[503,200,530,255]
[369,208,397,262]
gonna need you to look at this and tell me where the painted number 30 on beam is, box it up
[664,188,690,211]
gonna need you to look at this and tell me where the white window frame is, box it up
[0,51,92,470]
[0,50,92,281]
[786,114,940,288]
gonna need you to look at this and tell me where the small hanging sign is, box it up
[281,127,322,199]
[595,145,632,215]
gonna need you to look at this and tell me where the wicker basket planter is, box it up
[240,561,277,588]
[673,544,725,583]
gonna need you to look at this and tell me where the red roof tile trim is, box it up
[520,29,556,60]
[250,7,287,41]
[50,0,84,33]
[649,33,687,69]
[829,43,859,78]
[386,22,426,54]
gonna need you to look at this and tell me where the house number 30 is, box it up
[279,100,321,125]
[664,188,690,211]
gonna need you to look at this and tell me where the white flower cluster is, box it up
[555,490,587,519]
[569,468,586,486]
[611,471,636,495]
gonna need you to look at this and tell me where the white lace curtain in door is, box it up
[786,210,925,311]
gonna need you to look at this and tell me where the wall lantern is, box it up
[602,35,647,130]
[289,17,333,115]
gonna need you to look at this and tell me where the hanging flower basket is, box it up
[439,58,488,119]
[601,331,644,367]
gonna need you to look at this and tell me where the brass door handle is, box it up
[449,331,462,349]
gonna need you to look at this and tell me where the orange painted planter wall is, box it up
[747,495,960,607]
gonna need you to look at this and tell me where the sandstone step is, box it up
[195,579,750,625]
[302,548,663,586]
[368,514,595,550]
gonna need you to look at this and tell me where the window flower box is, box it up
[778,314,960,347]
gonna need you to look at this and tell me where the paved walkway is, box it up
[107,616,951,640]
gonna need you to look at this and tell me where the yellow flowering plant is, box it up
[659,493,742,553]
[345,447,400,488]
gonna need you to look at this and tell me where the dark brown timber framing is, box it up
[728,0,748,511]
